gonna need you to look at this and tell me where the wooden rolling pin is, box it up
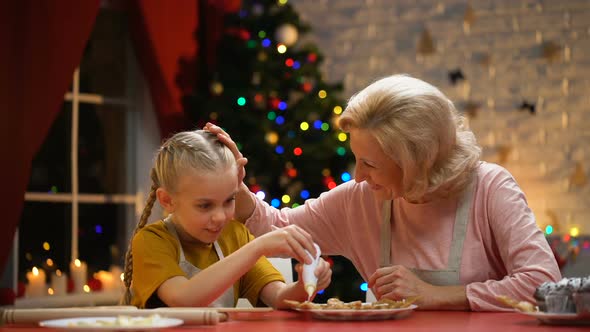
[0,306,227,326]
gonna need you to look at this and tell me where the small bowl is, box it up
[545,293,576,313]
[573,293,590,317]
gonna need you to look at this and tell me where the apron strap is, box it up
[380,200,392,268]
[213,241,225,259]
[446,177,476,270]
[164,215,188,262]
[379,175,476,270]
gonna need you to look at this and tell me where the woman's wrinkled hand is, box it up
[368,265,433,305]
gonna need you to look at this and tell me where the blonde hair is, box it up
[339,74,481,201]
[121,130,236,305]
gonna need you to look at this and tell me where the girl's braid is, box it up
[121,169,159,305]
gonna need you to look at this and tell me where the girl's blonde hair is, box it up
[121,130,236,305]
[339,74,481,201]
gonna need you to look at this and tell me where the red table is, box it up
[2,310,588,332]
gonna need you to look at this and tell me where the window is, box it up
[16,6,160,295]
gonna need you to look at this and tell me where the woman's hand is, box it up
[204,122,247,183]
[368,265,433,306]
[294,258,332,296]
[254,225,317,264]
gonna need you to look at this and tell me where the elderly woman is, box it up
[206,74,560,311]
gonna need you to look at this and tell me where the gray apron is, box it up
[379,178,475,286]
[164,217,235,307]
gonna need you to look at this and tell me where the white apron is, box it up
[379,177,475,286]
[164,217,235,307]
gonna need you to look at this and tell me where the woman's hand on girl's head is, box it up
[204,122,248,183]
[254,225,317,264]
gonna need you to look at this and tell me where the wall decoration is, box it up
[417,28,436,56]
[448,69,465,85]
[570,161,588,187]
[463,101,481,118]
[518,101,536,114]
[463,3,476,33]
[496,145,512,165]
[542,41,562,62]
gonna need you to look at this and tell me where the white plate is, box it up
[39,316,184,330]
[522,311,590,325]
[294,304,417,321]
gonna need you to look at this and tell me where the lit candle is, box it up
[109,265,125,291]
[95,270,115,292]
[69,259,87,293]
[51,269,67,295]
[25,267,46,297]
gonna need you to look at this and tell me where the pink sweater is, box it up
[245,162,561,311]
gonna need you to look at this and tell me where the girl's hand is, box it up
[294,258,332,296]
[254,225,317,264]
[204,122,247,183]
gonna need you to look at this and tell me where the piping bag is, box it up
[302,243,321,301]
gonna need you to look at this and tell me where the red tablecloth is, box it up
[2,310,588,332]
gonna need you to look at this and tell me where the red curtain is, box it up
[0,0,241,276]
[0,0,101,275]
[128,0,241,137]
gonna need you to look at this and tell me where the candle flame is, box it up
[83,285,90,293]
[32,267,39,276]
[120,273,124,282]
[56,269,62,277]
[74,259,81,267]
[48,288,54,295]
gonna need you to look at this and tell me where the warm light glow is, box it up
[278,0,288,5]
[32,267,39,276]
[46,258,54,267]
[56,269,62,277]
[282,195,291,204]
[277,44,287,53]
[569,227,580,237]
[322,169,331,177]
[300,122,310,131]
[120,273,125,282]
[287,168,298,178]
[318,90,327,98]
[43,242,50,251]
[48,288,54,295]
[74,259,82,267]
[266,131,279,145]
[338,133,348,142]
[83,285,90,293]
[333,105,343,114]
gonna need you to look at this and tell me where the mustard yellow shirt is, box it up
[131,220,284,308]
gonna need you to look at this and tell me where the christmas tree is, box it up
[182,0,364,301]
[184,0,353,208]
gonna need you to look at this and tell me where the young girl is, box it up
[122,130,331,308]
